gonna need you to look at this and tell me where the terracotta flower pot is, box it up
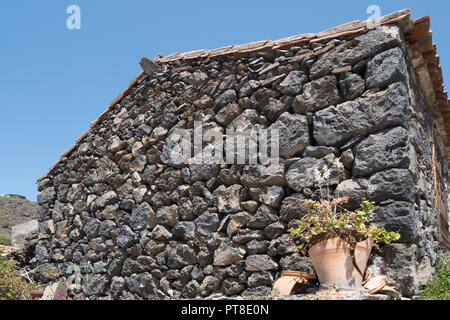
[272,270,317,296]
[30,290,44,300]
[308,237,373,289]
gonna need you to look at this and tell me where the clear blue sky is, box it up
[0,0,449,201]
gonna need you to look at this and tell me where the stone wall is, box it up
[34,25,448,299]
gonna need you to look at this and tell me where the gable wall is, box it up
[32,25,447,299]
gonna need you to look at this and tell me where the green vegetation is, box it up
[290,197,401,255]
[0,220,10,229]
[6,195,24,201]
[243,289,280,300]
[0,250,35,300]
[420,254,450,300]
[0,234,11,246]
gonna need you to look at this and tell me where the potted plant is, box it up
[290,196,401,289]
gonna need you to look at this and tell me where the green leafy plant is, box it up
[42,267,62,281]
[290,160,400,255]
[0,250,36,300]
[290,196,401,255]
[243,289,279,300]
[0,234,11,246]
[420,254,450,300]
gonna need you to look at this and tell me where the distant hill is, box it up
[0,195,37,244]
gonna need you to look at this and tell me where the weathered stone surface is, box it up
[214,240,246,266]
[277,70,308,95]
[279,254,314,273]
[286,154,345,191]
[247,205,278,229]
[333,179,369,210]
[353,126,409,176]
[160,131,190,168]
[96,191,118,208]
[247,272,273,287]
[131,202,156,231]
[366,47,407,89]
[219,75,237,91]
[165,243,197,269]
[156,205,179,227]
[194,211,220,236]
[215,103,243,126]
[279,194,309,221]
[108,137,125,153]
[241,201,258,213]
[82,273,110,296]
[83,218,100,240]
[189,161,220,183]
[242,286,271,297]
[151,225,173,241]
[258,186,284,208]
[215,89,237,110]
[172,221,196,241]
[371,201,420,242]
[122,256,155,276]
[127,272,156,299]
[227,109,262,131]
[368,168,416,203]
[232,229,265,244]
[181,280,200,298]
[213,185,242,214]
[368,243,420,297]
[155,168,183,191]
[246,240,269,255]
[240,163,286,188]
[250,87,280,112]
[339,72,365,100]
[199,276,220,297]
[313,82,410,147]
[223,278,245,295]
[110,276,125,299]
[264,222,285,239]
[310,26,402,79]
[340,148,354,169]
[116,225,136,248]
[38,187,56,205]
[128,155,147,172]
[303,145,338,159]
[261,97,290,122]
[292,76,342,114]
[268,112,309,157]
[11,220,38,248]
[226,212,252,236]
[35,241,49,262]
[245,255,278,271]
[417,256,433,287]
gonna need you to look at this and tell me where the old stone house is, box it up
[34,9,449,299]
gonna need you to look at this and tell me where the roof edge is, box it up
[155,9,411,63]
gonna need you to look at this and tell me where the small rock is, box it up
[339,72,365,100]
[268,112,310,157]
[172,221,196,241]
[195,211,220,236]
[245,255,278,271]
[292,75,341,114]
[277,70,308,95]
[214,240,246,266]
[366,47,407,89]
